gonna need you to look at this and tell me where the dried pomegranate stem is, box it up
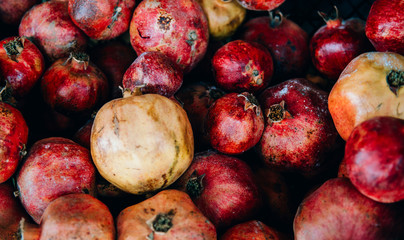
[152,209,175,233]
[3,37,24,62]
[387,70,404,96]
[186,170,205,198]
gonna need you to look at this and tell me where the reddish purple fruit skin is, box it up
[236,0,285,11]
[122,51,183,97]
[220,220,285,240]
[175,151,262,230]
[0,0,38,25]
[212,40,273,93]
[294,178,404,240]
[129,0,209,73]
[19,1,88,60]
[241,16,309,81]
[16,137,96,224]
[310,18,372,81]
[345,116,404,203]
[68,0,136,40]
[257,78,339,173]
[365,0,404,55]
[0,102,28,184]
[73,118,94,149]
[0,37,45,98]
[206,92,264,155]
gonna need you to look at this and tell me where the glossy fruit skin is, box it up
[236,0,285,11]
[0,0,37,25]
[68,0,136,40]
[41,53,109,117]
[241,15,309,82]
[0,102,28,183]
[206,92,264,155]
[0,37,44,99]
[19,1,87,60]
[257,78,339,174]
[16,137,96,224]
[220,220,285,240]
[365,0,404,55]
[117,189,217,240]
[212,40,273,94]
[175,151,262,230]
[73,117,93,149]
[129,0,209,73]
[310,18,372,81]
[122,51,183,97]
[328,52,404,141]
[345,116,404,203]
[293,178,404,240]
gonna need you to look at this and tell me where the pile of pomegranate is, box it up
[1,0,403,239]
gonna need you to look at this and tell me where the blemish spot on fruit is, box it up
[108,6,122,29]
[158,14,172,31]
[186,31,198,46]
[386,70,404,96]
[137,28,151,39]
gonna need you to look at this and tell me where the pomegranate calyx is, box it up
[121,85,145,98]
[207,86,225,105]
[318,6,341,28]
[186,170,205,198]
[151,209,176,233]
[0,81,17,107]
[3,37,25,62]
[269,10,284,28]
[265,100,293,126]
[387,70,404,96]
[238,92,261,116]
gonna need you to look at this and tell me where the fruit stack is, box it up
[0,0,403,239]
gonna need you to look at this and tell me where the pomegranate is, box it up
[206,92,264,155]
[19,193,115,240]
[212,39,273,94]
[68,0,136,40]
[19,0,87,60]
[117,189,217,239]
[0,0,37,25]
[16,137,96,223]
[310,7,373,81]
[345,116,404,203]
[175,151,263,230]
[235,0,285,11]
[241,11,309,82]
[122,51,183,97]
[220,220,286,240]
[0,37,44,99]
[366,0,404,55]
[0,102,28,183]
[41,52,109,117]
[129,0,209,73]
[73,117,94,149]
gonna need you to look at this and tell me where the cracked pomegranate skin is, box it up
[345,116,404,203]
[129,0,209,73]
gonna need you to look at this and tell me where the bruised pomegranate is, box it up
[122,51,183,97]
[129,0,209,73]
[0,36,45,99]
[20,193,115,240]
[0,0,37,25]
[16,137,96,223]
[68,0,136,40]
[220,220,286,240]
[236,0,285,11]
[212,40,273,93]
[19,0,87,60]
[41,52,109,117]
[0,102,28,183]
[206,92,264,155]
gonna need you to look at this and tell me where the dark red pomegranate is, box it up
[122,51,183,97]
[73,117,93,149]
[236,0,285,11]
[220,220,287,240]
[19,0,87,60]
[310,7,373,81]
[0,36,45,99]
[16,137,96,224]
[68,0,136,40]
[212,39,273,94]
[345,116,404,203]
[206,92,264,155]
[129,0,209,73]
[365,0,404,55]
[175,150,263,230]
[0,0,38,25]
[41,52,109,117]
[241,11,309,82]
[0,102,28,184]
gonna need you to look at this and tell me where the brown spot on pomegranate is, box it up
[158,13,173,31]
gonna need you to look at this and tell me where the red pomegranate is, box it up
[236,0,285,11]
[220,220,287,240]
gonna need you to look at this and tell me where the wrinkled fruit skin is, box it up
[365,0,404,55]
[117,189,217,239]
[212,40,273,93]
[175,151,263,230]
[206,92,264,155]
[129,0,209,73]
[220,220,285,240]
[236,0,285,11]
[0,37,45,98]
[310,18,372,81]
[68,0,136,40]
[0,102,28,183]
[123,51,183,97]
[257,78,340,174]
[241,15,309,82]
[19,1,87,60]
[0,0,37,25]
[293,178,404,240]
[16,137,96,224]
[328,52,404,141]
[345,116,404,203]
